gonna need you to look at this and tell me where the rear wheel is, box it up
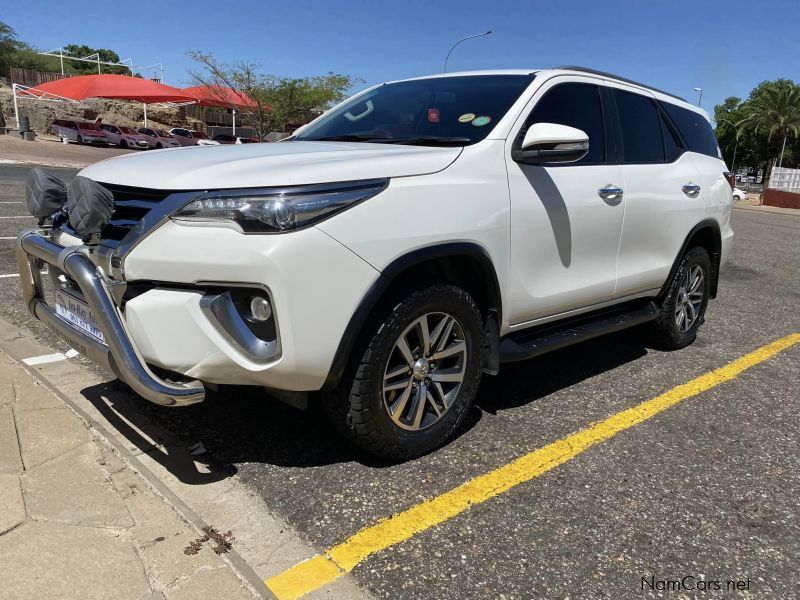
[155,142,162,149]
[119,139,128,149]
[77,135,83,144]
[323,284,483,460]
[652,246,710,350]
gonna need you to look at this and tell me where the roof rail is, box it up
[553,65,688,103]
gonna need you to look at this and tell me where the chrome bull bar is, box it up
[15,228,205,406]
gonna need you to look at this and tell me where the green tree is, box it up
[63,43,129,75]
[0,21,19,75]
[188,51,360,139]
[714,79,800,182]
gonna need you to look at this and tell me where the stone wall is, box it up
[0,86,185,134]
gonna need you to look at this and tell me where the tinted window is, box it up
[660,102,719,158]
[614,90,664,163]
[296,75,534,145]
[524,83,605,164]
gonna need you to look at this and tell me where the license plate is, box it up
[54,291,107,345]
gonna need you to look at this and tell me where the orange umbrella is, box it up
[31,74,196,104]
[182,85,259,109]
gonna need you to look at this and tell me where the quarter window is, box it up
[614,89,664,163]
[660,102,720,158]
[524,83,605,164]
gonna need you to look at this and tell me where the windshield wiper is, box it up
[370,136,471,147]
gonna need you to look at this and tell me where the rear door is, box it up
[505,77,625,324]
[608,83,706,296]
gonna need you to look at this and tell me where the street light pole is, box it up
[693,87,703,106]
[443,30,493,73]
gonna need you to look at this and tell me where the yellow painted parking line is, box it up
[266,333,800,600]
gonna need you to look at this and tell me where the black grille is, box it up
[57,183,171,246]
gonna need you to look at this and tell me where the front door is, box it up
[505,78,624,325]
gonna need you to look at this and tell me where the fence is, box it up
[8,67,67,88]
[769,166,800,194]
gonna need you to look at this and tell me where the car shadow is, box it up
[79,326,651,482]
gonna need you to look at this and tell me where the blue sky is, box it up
[6,0,800,115]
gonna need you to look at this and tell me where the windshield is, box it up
[295,74,534,146]
[191,131,209,139]
[78,122,100,131]
[119,126,136,134]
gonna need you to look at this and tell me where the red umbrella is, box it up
[182,85,259,109]
[30,74,196,104]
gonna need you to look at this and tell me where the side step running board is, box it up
[499,301,658,363]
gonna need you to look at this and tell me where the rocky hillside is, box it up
[0,84,202,135]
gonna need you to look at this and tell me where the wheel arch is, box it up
[658,219,722,300]
[322,242,502,390]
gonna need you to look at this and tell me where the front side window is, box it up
[295,75,534,146]
[523,83,606,164]
[614,89,664,163]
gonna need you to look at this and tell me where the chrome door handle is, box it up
[682,183,701,198]
[598,185,624,200]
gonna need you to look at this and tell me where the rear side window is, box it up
[660,102,719,158]
[613,89,664,163]
[525,83,605,164]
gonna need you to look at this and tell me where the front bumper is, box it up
[15,228,205,406]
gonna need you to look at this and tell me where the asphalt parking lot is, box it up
[0,164,798,599]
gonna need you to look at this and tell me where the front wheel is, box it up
[77,135,83,144]
[651,246,710,350]
[323,284,484,460]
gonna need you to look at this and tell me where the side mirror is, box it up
[512,122,589,165]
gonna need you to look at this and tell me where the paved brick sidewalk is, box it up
[0,350,261,600]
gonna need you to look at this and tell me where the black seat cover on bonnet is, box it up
[67,176,115,242]
[25,168,68,219]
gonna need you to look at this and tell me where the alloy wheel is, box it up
[675,265,705,332]
[382,312,468,431]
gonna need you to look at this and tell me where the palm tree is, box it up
[738,83,800,187]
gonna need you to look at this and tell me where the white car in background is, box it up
[732,187,747,201]
[100,124,149,150]
[137,128,181,149]
[169,128,220,146]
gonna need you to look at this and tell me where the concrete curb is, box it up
[0,338,275,600]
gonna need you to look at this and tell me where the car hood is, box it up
[80,141,462,189]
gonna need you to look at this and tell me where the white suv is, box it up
[17,67,733,459]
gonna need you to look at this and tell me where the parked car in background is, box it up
[212,134,259,144]
[169,128,220,146]
[138,128,181,149]
[51,120,108,146]
[100,124,149,149]
[732,187,747,201]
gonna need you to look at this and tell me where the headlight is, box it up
[171,179,388,233]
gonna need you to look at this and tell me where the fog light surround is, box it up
[249,296,272,321]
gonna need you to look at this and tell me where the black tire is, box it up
[77,135,83,144]
[323,284,484,460]
[155,142,162,149]
[119,139,128,149]
[652,246,711,350]
[733,194,741,201]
